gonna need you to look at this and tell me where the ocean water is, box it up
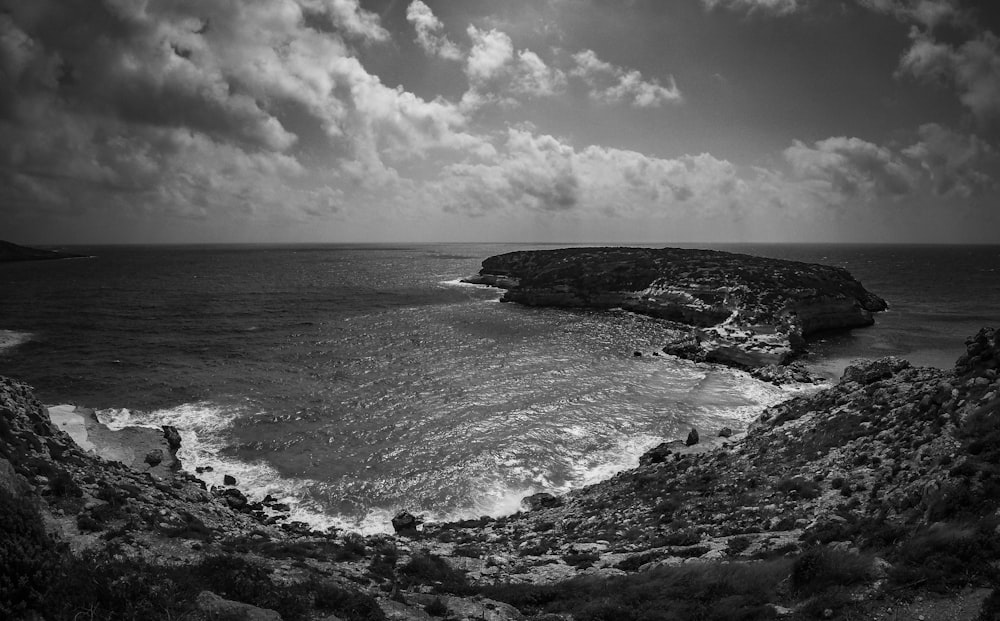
[1,243,997,532]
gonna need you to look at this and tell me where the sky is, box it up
[1,0,999,244]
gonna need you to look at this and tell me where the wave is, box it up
[95,403,346,532]
[0,329,31,353]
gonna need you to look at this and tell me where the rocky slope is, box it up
[463,247,887,368]
[2,328,999,620]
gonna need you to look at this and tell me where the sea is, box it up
[1,243,998,533]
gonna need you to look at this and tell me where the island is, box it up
[463,247,888,369]
[0,239,87,262]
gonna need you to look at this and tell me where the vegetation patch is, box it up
[478,558,792,621]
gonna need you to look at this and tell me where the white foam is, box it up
[438,278,482,288]
[0,329,31,353]
[95,403,346,533]
[564,432,664,489]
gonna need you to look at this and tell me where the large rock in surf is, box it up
[463,247,887,368]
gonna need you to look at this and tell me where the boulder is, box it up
[718,427,733,438]
[392,510,422,535]
[955,327,999,377]
[521,492,562,511]
[224,474,237,485]
[162,425,182,450]
[686,428,700,446]
[639,440,686,466]
[220,488,248,510]
[195,590,282,621]
[841,357,911,385]
[144,449,163,466]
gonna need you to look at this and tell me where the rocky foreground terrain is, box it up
[2,328,999,620]
[463,247,887,369]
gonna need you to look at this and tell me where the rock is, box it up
[144,449,163,466]
[686,428,700,446]
[196,466,214,473]
[379,597,435,620]
[224,474,237,485]
[195,590,282,621]
[220,488,248,510]
[162,425,182,450]
[633,351,642,357]
[639,440,686,465]
[841,357,911,385]
[750,362,823,385]
[392,510,422,535]
[521,492,562,511]
[956,327,1000,377]
[718,427,733,438]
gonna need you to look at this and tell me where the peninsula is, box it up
[463,247,887,369]
[0,240,86,262]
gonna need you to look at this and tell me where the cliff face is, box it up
[464,247,887,367]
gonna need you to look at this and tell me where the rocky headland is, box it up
[0,240,87,262]
[463,247,887,369]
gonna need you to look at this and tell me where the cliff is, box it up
[2,328,999,620]
[464,247,887,368]
[0,240,86,262]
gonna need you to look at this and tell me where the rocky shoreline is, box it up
[2,327,999,619]
[463,247,887,370]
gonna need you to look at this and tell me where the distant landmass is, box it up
[0,240,86,262]
[463,246,887,369]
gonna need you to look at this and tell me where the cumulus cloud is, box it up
[570,50,681,108]
[405,1,462,61]
[461,26,566,109]
[0,0,486,220]
[298,0,390,41]
[902,123,996,197]
[433,129,780,218]
[700,0,804,16]
[899,29,1000,123]
[784,136,918,201]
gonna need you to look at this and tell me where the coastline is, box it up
[1,327,998,619]
[37,353,808,536]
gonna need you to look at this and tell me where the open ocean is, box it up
[1,243,998,533]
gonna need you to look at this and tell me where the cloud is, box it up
[899,29,1000,123]
[433,129,783,218]
[437,129,579,214]
[700,0,804,16]
[0,0,488,220]
[405,1,462,61]
[902,123,996,197]
[298,0,390,41]
[462,26,566,109]
[856,0,967,29]
[784,136,918,201]
[570,50,681,108]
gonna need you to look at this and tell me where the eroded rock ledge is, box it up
[464,247,887,368]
